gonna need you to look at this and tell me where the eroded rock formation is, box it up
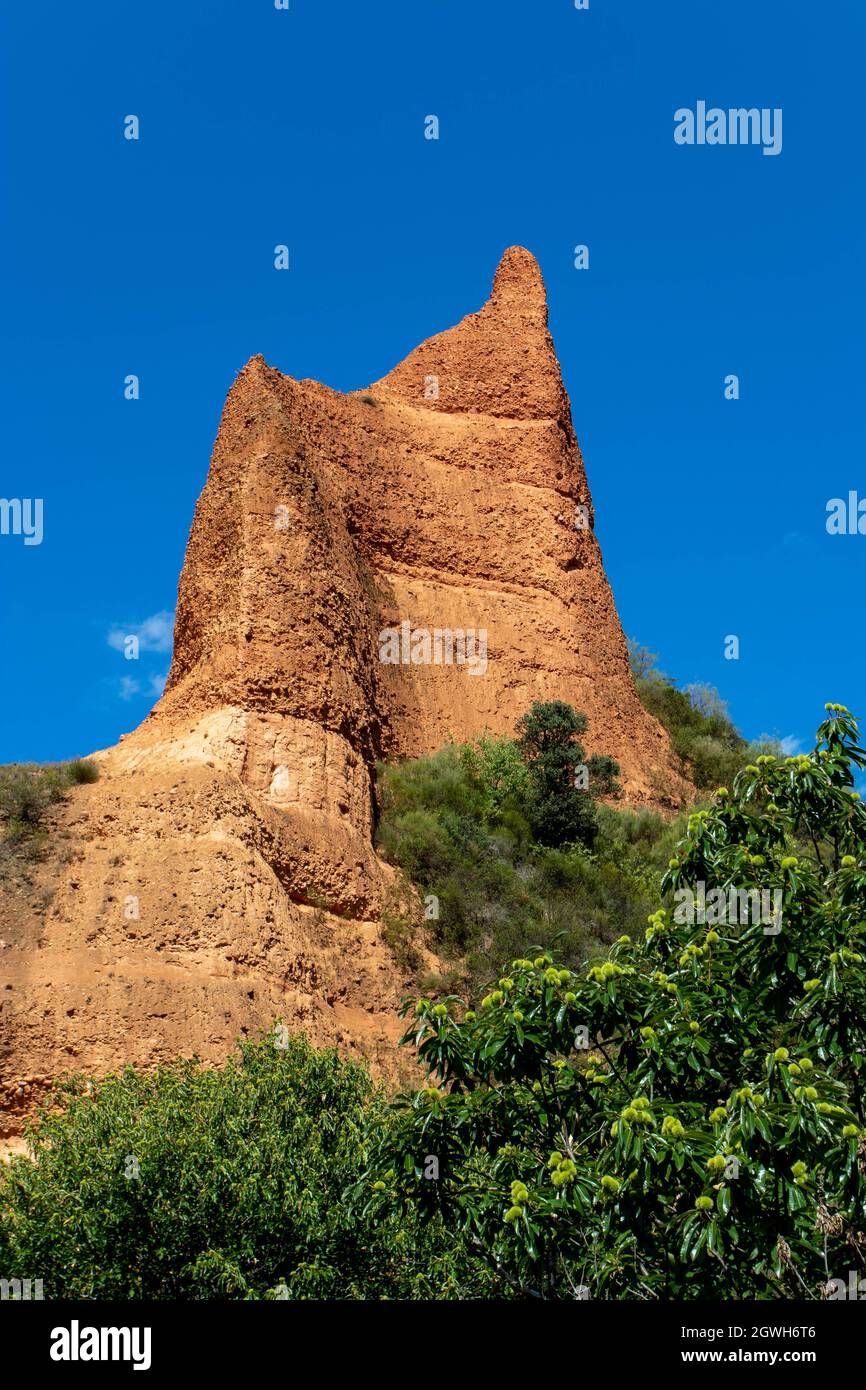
[0,247,687,1137]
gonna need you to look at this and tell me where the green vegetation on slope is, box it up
[376,702,683,990]
[1,706,864,1299]
[375,669,783,991]
[366,703,866,1298]
[0,758,99,851]
[628,638,781,790]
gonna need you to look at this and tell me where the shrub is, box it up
[364,705,866,1299]
[0,765,57,826]
[0,759,99,843]
[65,758,100,785]
[460,734,532,826]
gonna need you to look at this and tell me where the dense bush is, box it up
[376,710,677,986]
[364,705,866,1299]
[0,1034,489,1299]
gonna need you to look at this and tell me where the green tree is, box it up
[362,704,866,1299]
[627,637,663,680]
[515,701,620,849]
[0,1033,487,1299]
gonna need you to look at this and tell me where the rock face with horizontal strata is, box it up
[0,248,688,1137]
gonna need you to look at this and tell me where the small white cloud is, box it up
[779,735,803,756]
[148,672,168,697]
[108,610,175,654]
[119,676,141,700]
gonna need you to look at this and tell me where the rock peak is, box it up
[372,245,562,418]
[490,246,548,324]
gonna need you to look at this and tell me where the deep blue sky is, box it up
[1,0,864,764]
